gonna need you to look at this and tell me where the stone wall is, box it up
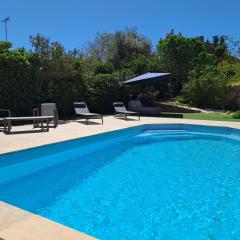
[155,102,201,113]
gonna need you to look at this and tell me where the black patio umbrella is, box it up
[123,72,172,103]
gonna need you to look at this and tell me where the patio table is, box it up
[3,116,53,133]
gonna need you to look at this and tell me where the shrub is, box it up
[0,45,37,115]
[182,66,228,108]
[90,73,121,113]
[0,41,12,52]
[94,62,114,74]
[232,111,240,119]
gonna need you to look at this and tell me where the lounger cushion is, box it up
[129,100,161,115]
[74,103,87,109]
[114,103,125,107]
[129,100,143,108]
[113,102,129,113]
[74,102,101,117]
[116,110,138,114]
[77,113,100,116]
[74,102,90,114]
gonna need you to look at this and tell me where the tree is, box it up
[226,37,240,60]
[210,35,228,61]
[182,66,228,108]
[155,31,235,95]
[111,28,152,68]
[85,33,114,61]
[0,42,35,115]
[29,34,88,116]
[90,73,121,113]
[0,29,239,116]
[121,54,158,75]
[156,31,215,92]
[94,62,114,74]
[85,28,152,69]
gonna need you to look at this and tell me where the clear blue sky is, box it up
[1,0,239,50]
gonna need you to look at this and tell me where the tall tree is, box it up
[85,28,152,69]
[156,31,215,92]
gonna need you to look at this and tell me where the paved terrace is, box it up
[1,116,240,154]
[0,116,240,240]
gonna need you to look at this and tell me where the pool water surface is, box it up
[0,125,240,239]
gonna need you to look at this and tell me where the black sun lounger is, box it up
[73,102,103,124]
[113,102,140,121]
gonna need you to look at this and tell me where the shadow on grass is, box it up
[159,113,183,118]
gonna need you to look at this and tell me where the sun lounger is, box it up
[33,103,58,128]
[73,102,103,124]
[113,102,140,120]
[128,100,161,115]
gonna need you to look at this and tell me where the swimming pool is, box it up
[0,124,240,239]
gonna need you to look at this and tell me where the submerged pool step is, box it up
[137,130,240,142]
[137,130,195,138]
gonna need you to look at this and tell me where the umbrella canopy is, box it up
[123,72,172,85]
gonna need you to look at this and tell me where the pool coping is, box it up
[0,116,240,155]
[0,201,96,240]
[0,117,240,240]
[1,122,240,157]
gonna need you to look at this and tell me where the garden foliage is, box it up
[0,29,239,116]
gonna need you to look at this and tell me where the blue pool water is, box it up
[0,124,240,239]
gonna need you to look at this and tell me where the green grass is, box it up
[182,112,240,122]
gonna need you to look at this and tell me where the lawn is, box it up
[182,112,240,122]
[160,112,240,122]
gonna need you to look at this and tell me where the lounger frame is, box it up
[73,102,103,125]
[113,102,140,121]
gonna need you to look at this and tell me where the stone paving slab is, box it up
[0,202,96,240]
